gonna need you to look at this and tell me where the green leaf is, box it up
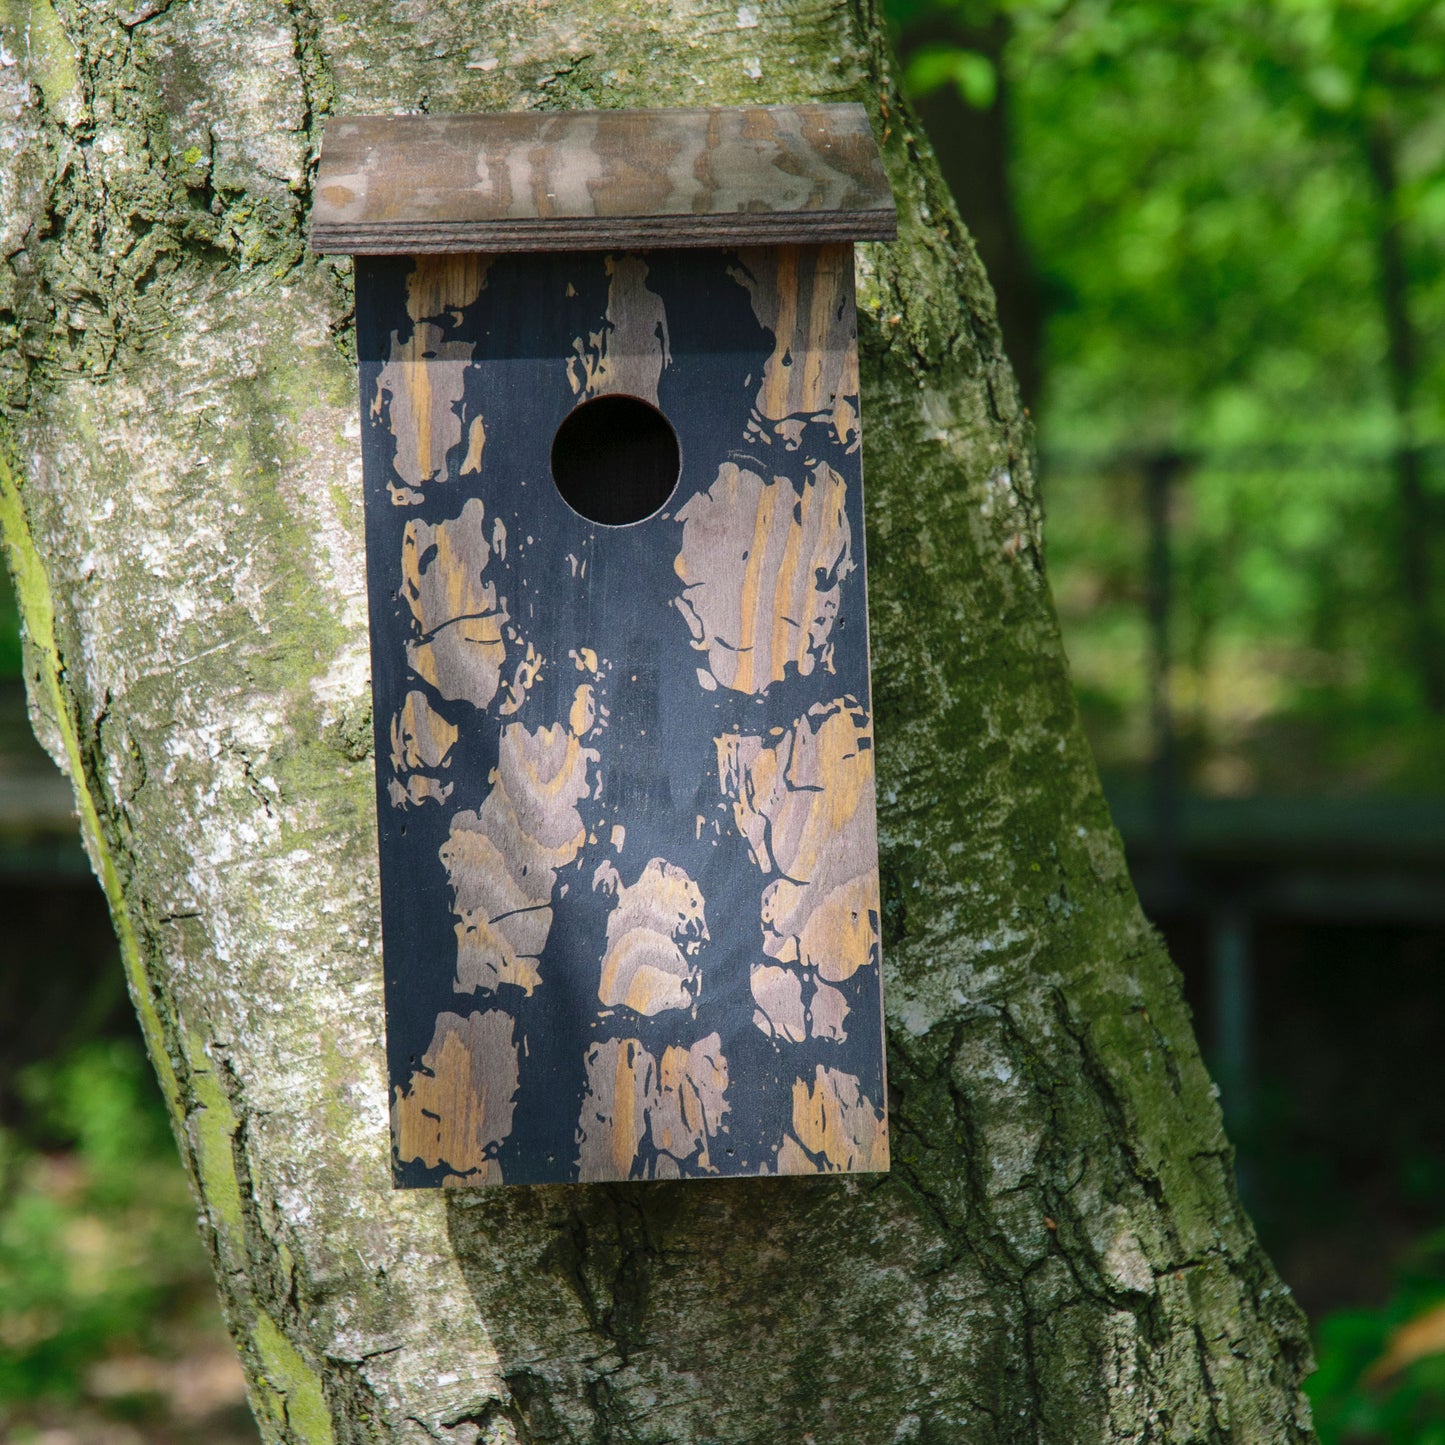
[904,43,998,108]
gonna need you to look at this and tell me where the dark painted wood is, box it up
[312,105,897,254]
[356,247,888,1186]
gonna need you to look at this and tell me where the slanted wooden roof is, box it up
[309,104,897,254]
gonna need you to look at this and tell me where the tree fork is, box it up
[0,0,1314,1439]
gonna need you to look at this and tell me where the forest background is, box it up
[1,0,1443,1442]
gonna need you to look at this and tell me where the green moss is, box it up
[185,1033,247,1244]
[186,1040,336,1443]
[252,1311,336,1445]
[218,358,368,809]
[0,448,180,1110]
[0,0,79,115]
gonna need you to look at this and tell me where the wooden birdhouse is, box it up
[310,104,897,1187]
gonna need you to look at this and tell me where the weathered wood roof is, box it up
[309,104,897,254]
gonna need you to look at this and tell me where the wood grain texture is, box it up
[312,105,897,254]
[576,1033,730,1181]
[388,690,459,808]
[372,257,492,501]
[594,857,708,1016]
[358,243,886,1185]
[391,1008,520,1185]
[568,255,672,404]
[442,707,598,997]
[400,496,510,709]
[675,461,853,694]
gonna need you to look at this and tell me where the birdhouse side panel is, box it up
[354,245,887,1186]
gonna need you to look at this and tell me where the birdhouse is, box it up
[310,104,897,1186]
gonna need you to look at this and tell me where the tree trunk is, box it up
[0,0,1314,1440]
[1363,116,1445,715]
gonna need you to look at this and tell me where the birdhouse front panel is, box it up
[355,244,888,1186]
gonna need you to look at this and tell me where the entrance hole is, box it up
[550,394,681,527]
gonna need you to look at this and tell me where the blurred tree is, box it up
[887,0,1044,408]
[0,1,1314,1443]
[0,559,20,678]
[1250,0,1445,714]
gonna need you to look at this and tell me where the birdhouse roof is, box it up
[309,104,897,255]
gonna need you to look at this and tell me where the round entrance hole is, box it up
[550,394,681,526]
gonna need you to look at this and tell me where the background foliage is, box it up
[0,1040,255,1442]
[894,0,1445,797]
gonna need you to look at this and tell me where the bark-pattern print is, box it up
[698,246,887,1174]
[401,497,510,712]
[749,964,850,1044]
[372,255,491,504]
[775,1063,889,1175]
[593,857,708,1016]
[391,1009,520,1186]
[357,245,883,1186]
[717,698,880,982]
[567,255,672,405]
[732,244,861,450]
[444,697,601,997]
[674,461,853,695]
[576,1033,730,1181]
[388,690,459,808]
[718,696,885,1162]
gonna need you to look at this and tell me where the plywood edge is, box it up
[311,211,898,255]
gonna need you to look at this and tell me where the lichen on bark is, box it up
[0,0,1315,1439]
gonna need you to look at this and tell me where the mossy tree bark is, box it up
[0,0,1315,1439]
